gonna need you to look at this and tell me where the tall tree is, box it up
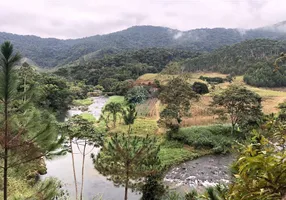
[0,41,63,200]
[19,62,36,102]
[211,85,263,135]
[92,131,160,200]
[158,77,198,138]
[0,41,22,200]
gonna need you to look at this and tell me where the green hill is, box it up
[2,21,286,68]
[182,39,286,75]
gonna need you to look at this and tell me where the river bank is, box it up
[42,96,141,200]
[42,96,235,199]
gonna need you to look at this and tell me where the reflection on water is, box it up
[42,97,141,200]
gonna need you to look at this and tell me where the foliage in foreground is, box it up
[0,41,64,200]
[228,120,286,200]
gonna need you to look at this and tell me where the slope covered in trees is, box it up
[55,48,199,91]
[2,21,286,67]
[183,39,286,75]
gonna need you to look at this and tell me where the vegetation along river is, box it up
[41,96,234,199]
[42,96,141,200]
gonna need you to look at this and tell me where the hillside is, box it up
[182,39,286,75]
[55,48,199,87]
[2,21,286,68]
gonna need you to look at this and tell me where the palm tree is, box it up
[102,102,122,128]
[0,41,21,200]
[122,104,137,132]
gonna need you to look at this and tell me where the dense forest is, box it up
[182,39,286,74]
[55,48,199,92]
[55,39,286,88]
[1,21,286,67]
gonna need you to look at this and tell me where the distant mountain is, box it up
[261,20,286,33]
[1,22,286,68]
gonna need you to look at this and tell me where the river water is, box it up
[42,96,234,199]
[42,97,141,200]
[164,154,235,193]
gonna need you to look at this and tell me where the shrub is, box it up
[199,76,224,84]
[192,82,209,94]
[172,125,234,154]
[125,86,149,104]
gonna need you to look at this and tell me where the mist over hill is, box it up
[1,21,286,68]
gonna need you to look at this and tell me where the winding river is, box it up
[41,96,234,199]
[42,97,141,200]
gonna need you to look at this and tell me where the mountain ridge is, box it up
[1,22,286,68]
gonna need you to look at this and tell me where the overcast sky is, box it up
[0,0,285,39]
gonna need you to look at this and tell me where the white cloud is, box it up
[0,0,285,39]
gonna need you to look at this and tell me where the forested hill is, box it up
[182,39,286,75]
[54,48,199,91]
[1,21,286,67]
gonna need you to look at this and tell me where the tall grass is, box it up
[136,98,158,118]
[172,125,234,154]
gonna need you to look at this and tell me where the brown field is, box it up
[137,72,286,126]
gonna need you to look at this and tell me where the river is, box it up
[42,96,234,199]
[42,96,141,200]
[164,154,235,193]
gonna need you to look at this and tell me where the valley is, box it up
[1,20,286,200]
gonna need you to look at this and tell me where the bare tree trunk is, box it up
[4,100,8,200]
[70,138,79,200]
[3,65,9,200]
[124,183,128,200]
[80,141,87,200]
[124,164,129,200]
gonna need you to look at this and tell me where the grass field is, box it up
[80,112,97,122]
[106,95,126,104]
[72,98,93,106]
[137,72,286,119]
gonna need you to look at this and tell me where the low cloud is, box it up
[0,0,285,39]
[173,32,183,39]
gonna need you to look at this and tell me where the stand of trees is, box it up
[55,48,199,92]
[0,42,65,200]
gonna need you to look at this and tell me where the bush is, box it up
[114,79,134,96]
[125,86,149,104]
[199,76,224,84]
[192,82,209,94]
[172,125,234,154]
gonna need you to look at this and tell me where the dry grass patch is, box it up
[136,98,158,118]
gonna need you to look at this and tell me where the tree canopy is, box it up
[211,85,263,134]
